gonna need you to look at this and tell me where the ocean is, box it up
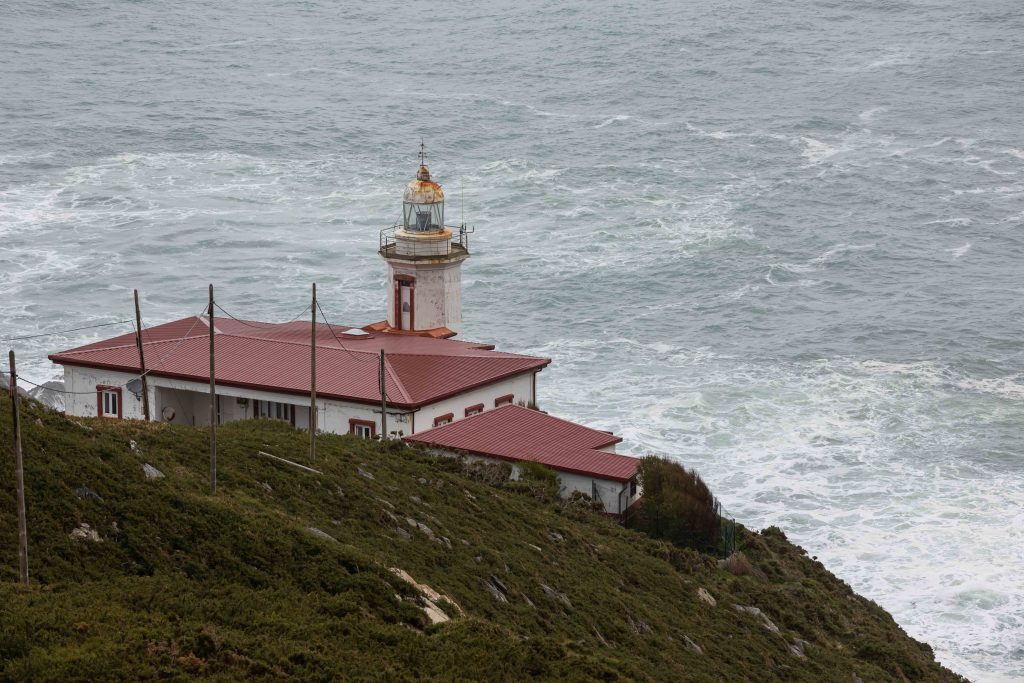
[2,0,1022,678]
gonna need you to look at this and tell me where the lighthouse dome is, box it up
[403,165,445,204]
[402,164,445,232]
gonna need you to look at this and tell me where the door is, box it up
[399,280,412,329]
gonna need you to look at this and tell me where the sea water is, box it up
[1,1,1022,678]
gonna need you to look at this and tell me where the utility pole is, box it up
[208,284,216,494]
[310,283,317,461]
[8,350,29,585]
[133,289,151,421]
[379,349,388,440]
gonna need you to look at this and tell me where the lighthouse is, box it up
[377,145,470,337]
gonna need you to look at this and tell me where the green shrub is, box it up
[629,456,721,553]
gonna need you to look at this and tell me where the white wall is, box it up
[61,365,538,441]
[454,451,639,516]
[414,372,535,433]
[386,259,465,334]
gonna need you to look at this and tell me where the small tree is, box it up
[630,456,720,552]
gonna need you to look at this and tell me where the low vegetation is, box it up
[0,392,965,681]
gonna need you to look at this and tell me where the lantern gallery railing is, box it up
[379,224,472,261]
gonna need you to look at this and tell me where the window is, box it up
[630,477,638,498]
[97,386,122,418]
[254,400,295,425]
[349,419,376,439]
[433,413,454,428]
[494,394,514,408]
[464,403,484,417]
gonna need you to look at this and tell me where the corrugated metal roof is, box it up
[49,316,550,408]
[404,405,638,482]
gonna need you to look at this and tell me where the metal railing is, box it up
[379,224,472,261]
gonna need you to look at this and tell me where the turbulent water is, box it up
[2,0,1023,678]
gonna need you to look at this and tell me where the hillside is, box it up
[0,391,965,682]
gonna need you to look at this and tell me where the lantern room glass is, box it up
[403,200,444,232]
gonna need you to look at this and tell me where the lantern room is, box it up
[402,164,445,232]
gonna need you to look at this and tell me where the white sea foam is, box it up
[799,137,848,163]
[858,107,886,122]
[593,114,632,128]
[946,243,971,259]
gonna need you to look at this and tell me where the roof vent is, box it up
[342,328,370,338]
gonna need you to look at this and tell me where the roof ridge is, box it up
[382,355,412,404]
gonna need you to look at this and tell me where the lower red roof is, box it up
[404,405,638,482]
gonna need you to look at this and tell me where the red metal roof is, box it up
[48,317,550,409]
[404,405,638,482]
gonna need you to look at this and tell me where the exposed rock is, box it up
[394,527,411,540]
[463,490,476,501]
[333,485,345,497]
[485,576,509,603]
[790,638,809,658]
[405,517,451,548]
[417,478,428,485]
[357,466,375,480]
[682,635,703,654]
[376,497,395,509]
[389,568,463,625]
[528,543,543,553]
[259,481,273,493]
[307,527,338,543]
[74,486,103,502]
[27,380,65,410]
[627,614,652,634]
[593,627,610,647]
[70,522,102,542]
[540,583,572,609]
[129,440,142,457]
[142,463,164,480]
[719,551,755,576]
[696,587,716,606]
[548,531,564,542]
[733,605,780,634]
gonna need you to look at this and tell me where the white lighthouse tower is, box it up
[376,145,470,337]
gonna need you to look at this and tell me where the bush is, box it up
[506,461,561,503]
[628,456,721,552]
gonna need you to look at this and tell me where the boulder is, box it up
[307,527,338,543]
[682,635,703,654]
[70,522,102,542]
[142,464,164,480]
[74,486,103,502]
[28,381,65,411]
[696,587,716,606]
[733,605,780,634]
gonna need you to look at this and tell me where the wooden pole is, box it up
[133,289,151,421]
[379,349,387,440]
[310,283,317,461]
[8,350,29,585]
[208,284,216,494]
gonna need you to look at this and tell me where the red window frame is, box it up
[464,403,484,418]
[494,393,514,408]
[433,412,454,428]
[96,385,123,419]
[349,418,376,438]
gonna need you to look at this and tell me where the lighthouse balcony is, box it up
[379,224,471,261]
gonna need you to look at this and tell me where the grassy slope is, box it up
[0,393,964,682]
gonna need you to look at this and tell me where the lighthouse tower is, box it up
[377,146,470,337]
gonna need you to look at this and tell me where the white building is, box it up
[49,151,641,513]
[405,404,641,518]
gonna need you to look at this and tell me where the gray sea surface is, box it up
[2,0,1023,678]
